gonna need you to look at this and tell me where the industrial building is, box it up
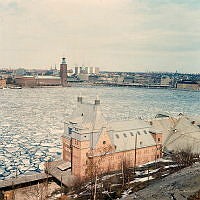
[62,97,162,179]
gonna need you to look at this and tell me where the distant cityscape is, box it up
[0,57,200,90]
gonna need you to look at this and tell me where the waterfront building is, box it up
[60,57,68,86]
[176,80,200,90]
[148,115,200,154]
[15,76,61,87]
[35,76,61,86]
[89,67,94,74]
[14,68,27,76]
[0,78,6,88]
[15,76,36,87]
[62,97,162,179]
[77,74,89,81]
[74,66,89,75]
[75,67,79,75]
[160,76,172,86]
[94,67,100,74]
[124,76,134,84]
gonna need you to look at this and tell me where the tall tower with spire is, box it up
[60,57,68,86]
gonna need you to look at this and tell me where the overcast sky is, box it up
[0,0,200,72]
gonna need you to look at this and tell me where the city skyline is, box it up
[0,0,200,73]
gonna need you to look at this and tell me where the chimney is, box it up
[95,99,100,105]
[77,96,83,103]
[94,95,100,105]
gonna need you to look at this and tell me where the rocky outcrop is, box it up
[123,162,200,200]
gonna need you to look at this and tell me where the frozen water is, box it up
[0,87,200,180]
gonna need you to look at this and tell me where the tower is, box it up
[62,96,108,179]
[60,57,68,86]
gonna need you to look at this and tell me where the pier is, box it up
[0,160,75,192]
[0,173,53,191]
[45,160,76,188]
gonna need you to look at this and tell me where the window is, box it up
[158,138,160,142]
[123,133,127,138]
[144,130,148,134]
[115,134,119,139]
[140,141,143,145]
[81,113,84,116]
[137,131,140,135]
[103,141,106,144]
[130,132,134,136]
[68,127,72,134]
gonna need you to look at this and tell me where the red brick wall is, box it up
[0,79,6,88]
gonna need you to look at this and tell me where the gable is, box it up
[95,129,114,154]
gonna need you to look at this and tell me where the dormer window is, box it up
[68,127,72,134]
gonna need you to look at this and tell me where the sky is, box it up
[0,0,200,73]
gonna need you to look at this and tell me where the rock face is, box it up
[123,162,200,200]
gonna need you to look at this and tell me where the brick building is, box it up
[0,78,6,88]
[15,76,36,87]
[35,76,61,86]
[62,97,162,179]
[15,76,61,87]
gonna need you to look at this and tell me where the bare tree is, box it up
[121,159,132,187]
[22,182,48,200]
[85,144,114,200]
[171,145,199,168]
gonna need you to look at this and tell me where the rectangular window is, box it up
[144,130,148,134]
[116,134,119,139]
[68,127,72,134]
[123,133,127,137]
[137,131,141,135]
[130,132,134,136]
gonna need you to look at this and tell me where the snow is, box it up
[121,189,132,198]
[164,164,178,169]
[137,158,173,168]
[129,176,154,184]
[136,168,160,176]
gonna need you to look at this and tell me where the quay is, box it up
[0,173,53,191]
[45,160,76,188]
[67,82,171,88]
[0,160,75,192]
[95,82,171,88]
